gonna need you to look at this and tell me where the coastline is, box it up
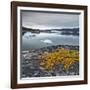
[21,45,79,79]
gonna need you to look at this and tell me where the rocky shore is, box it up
[21,45,79,79]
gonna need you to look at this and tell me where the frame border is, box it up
[11,1,88,89]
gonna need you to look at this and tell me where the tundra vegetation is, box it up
[39,48,79,71]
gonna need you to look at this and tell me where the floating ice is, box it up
[41,39,53,44]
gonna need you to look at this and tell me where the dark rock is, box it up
[21,45,79,78]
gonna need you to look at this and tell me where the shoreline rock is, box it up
[21,45,79,78]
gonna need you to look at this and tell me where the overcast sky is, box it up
[21,11,79,29]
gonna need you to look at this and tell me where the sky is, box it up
[21,10,79,29]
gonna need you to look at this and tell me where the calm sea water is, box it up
[22,31,79,51]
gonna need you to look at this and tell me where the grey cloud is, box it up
[21,11,79,29]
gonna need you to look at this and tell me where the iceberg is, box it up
[41,39,53,44]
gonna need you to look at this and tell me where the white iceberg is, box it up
[41,39,53,44]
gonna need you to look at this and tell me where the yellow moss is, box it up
[39,48,79,70]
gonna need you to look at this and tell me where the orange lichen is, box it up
[39,48,79,70]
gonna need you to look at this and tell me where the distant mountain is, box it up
[61,28,79,36]
[22,26,51,34]
[22,26,79,36]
